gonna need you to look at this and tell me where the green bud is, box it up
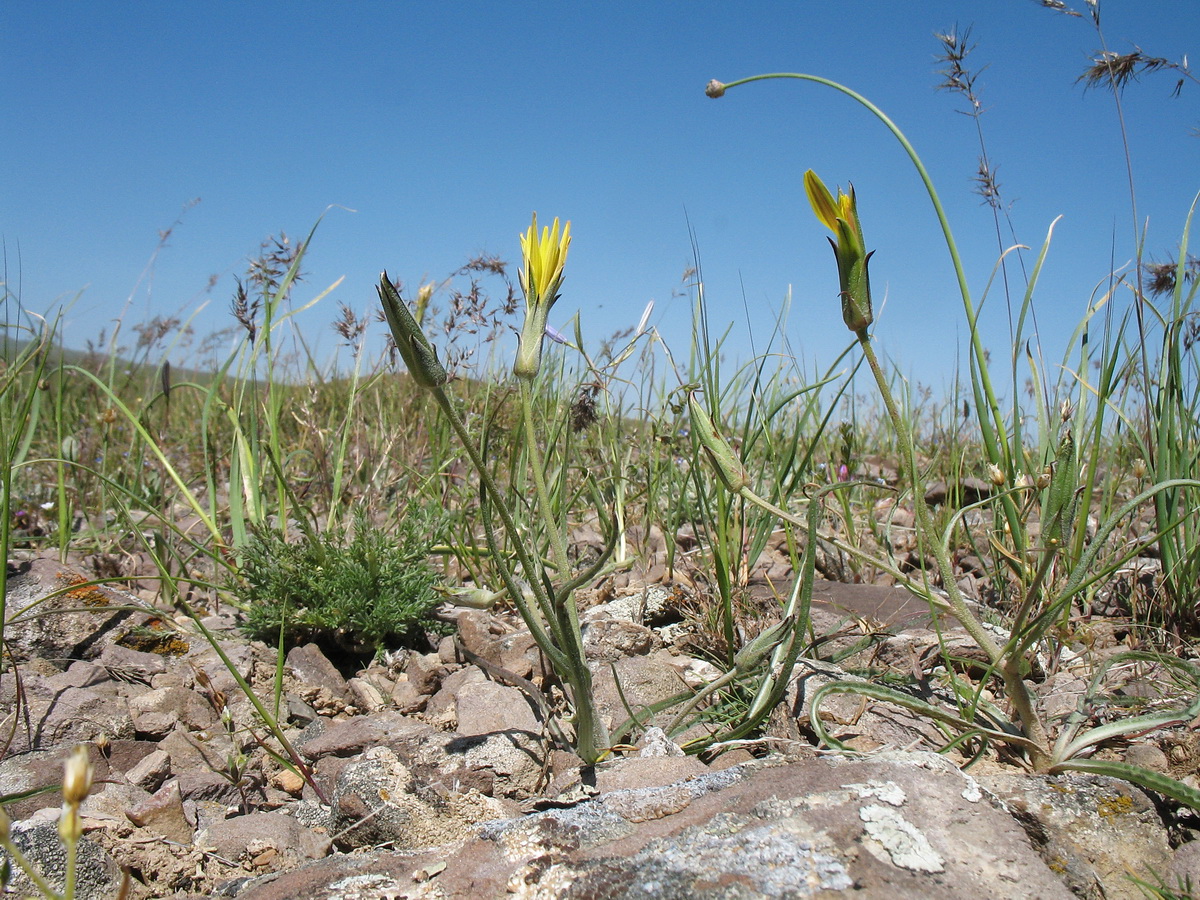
[377,273,448,390]
[688,393,750,493]
[1042,428,1078,547]
[734,616,795,674]
[806,171,874,335]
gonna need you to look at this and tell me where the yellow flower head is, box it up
[519,213,571,307]
[515,212,572,380]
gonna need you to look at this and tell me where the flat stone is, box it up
[455,681,540,736]
[298,709,436,760]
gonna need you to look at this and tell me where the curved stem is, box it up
[718,73,1022,536]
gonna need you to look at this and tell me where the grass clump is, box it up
[236,506,448,658]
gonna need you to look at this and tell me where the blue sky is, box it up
[4,1,1198,395]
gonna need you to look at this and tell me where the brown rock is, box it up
[125,748,172,791]
[202,810,331,872]
[406,651,448,695]
[286,643,351,701]
[298,709,437,761]
[127,780,195,843]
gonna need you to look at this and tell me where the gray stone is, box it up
[981,769,1173,900]
[4,821,125,900]
[329,746,509,850]
[582,617,657,660]
[232,755,1076,900]
[455,681,540,736]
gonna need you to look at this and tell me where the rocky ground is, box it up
[2,541,1199,899]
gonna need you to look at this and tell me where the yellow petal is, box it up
[804,170,840,232]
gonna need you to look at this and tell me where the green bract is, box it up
[804,169,874,335]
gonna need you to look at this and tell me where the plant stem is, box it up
[856,331,1052,768]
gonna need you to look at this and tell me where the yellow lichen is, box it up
[56,572,111,607]
[1098,795,1135,819]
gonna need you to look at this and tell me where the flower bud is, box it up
[804,171,873,335]
[705,79,726,98]
[378,273,449,390]
[734,616,794,674]
[62,745,93,807]
[688,393,750,493]
[443,586,502,609]
[987,463,1006,486]
[1131,458,1148,480]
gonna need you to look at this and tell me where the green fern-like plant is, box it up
[236,505,447,656]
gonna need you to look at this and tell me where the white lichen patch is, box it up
[326,873,407,899]
[845,780,906,806]
[859,804,945,873]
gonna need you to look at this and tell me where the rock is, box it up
[232,755,1078,900]
[1124,741,1171,773]
[271,769,306,796]
[128,684,218,738]
[1166,839,1200,896]
[0,745,113,820]
[388,677,428,714]
[96,642,170,683]
[590,650,690,732]
[201,810,331,873]
[286,643,351,701]
[175,770,249,806]
[425,666,488,728]
[406,651,448,695]
[455,681,540,736]
[346,676,388,712]
[124,748,172,791]
[81,779,152,829]
[4,821,125,900]
[582,617,657,660]
[2,555,154,665]
[127,780,195,843]
[448,730,548,799]
[636,726,686,758]
[329,746,509,850]
[298,709,437,761]
[8,685,135,753]
[981,770,1173,900]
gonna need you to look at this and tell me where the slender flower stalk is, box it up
[378,233,610,762]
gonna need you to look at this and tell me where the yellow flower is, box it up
[804,170,874,335]
[515,213,572,380]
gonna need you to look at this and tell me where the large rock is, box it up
[231,754,1091,899]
